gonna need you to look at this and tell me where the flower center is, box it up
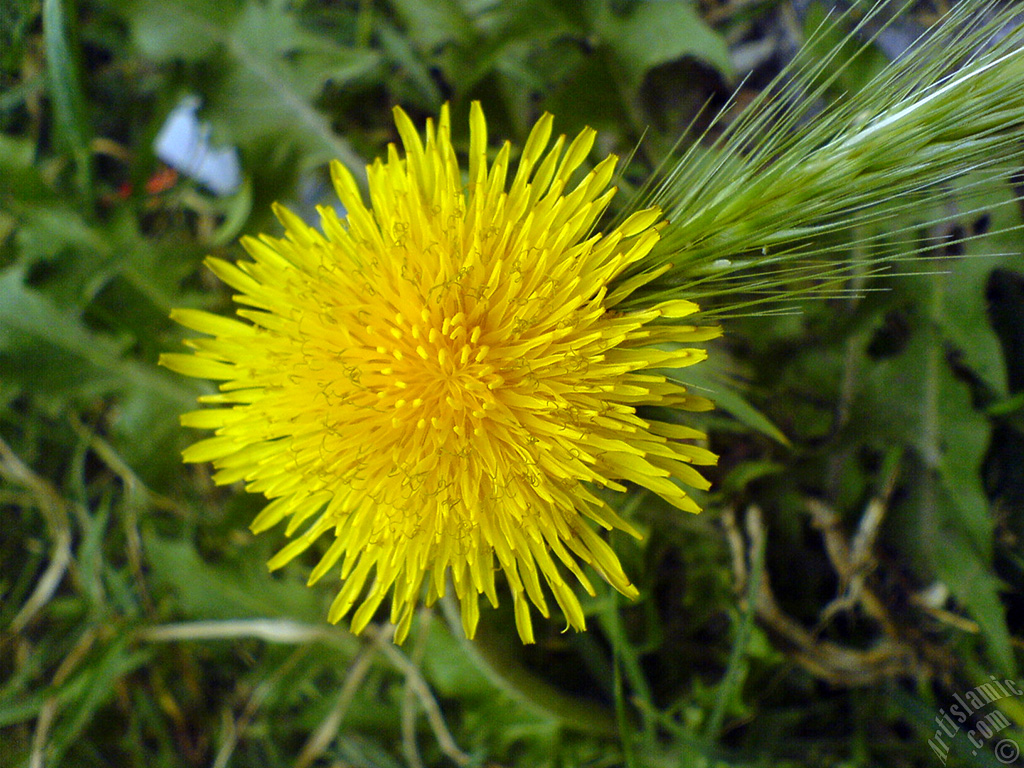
[365,305,504,443]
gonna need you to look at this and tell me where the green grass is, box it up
[2,1,1023,766]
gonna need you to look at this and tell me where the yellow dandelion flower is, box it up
[161,102,721,644]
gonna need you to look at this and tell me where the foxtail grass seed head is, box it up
[626,0,1024,317]
[162,103,720,644]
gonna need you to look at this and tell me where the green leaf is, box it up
[862,316,1013,675]
[143,532,323,621]
[802,1,891,98]
[420,612,606,759]
[936,177,1024,397]
[673,361,790,446]
[925,363,1012,675]
[389,0,475,52]
[124,0,378,171]
[128,0,235,60]
[0,135,59,209]
[42,0,92,193]
[0,266,128,398]
[0,266,195,471]
[635,1,1024,315]
[377,22,444,108]
[12,203,192,320]
[0,133,34,168]
[544,53,629,133]
[598,0,731,92]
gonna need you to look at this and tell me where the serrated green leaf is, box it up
[598,0,731,91]
[12,204,189,315]
[124,0,376,172]
[927,356,1014,676]
[389,0,475,52]
[937,178,1024,397]
[128,0,234,60]
[0,266,128,397]
[378,23,444,109]
[862,308,1013,675]
[0,266,194,446]
[143,532,323,621]
[15,205,109,269]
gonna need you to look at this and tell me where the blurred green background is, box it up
[2,0,1022,766]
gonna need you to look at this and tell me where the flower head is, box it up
[162,103,720,643]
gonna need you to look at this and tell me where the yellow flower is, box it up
[161,103,720,644]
